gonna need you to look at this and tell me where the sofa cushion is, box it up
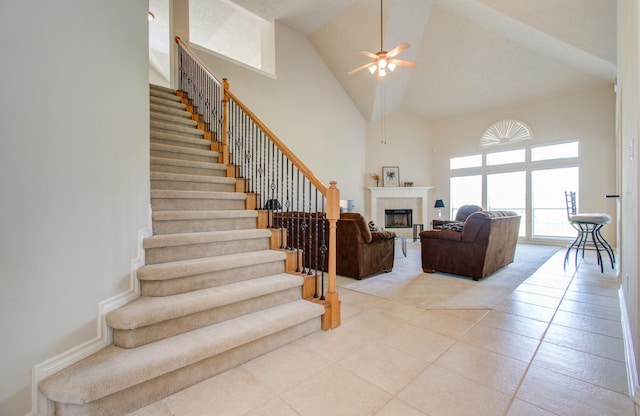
[441,222,464,232]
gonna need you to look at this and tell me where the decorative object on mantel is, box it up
[403,182,413,187]
[434,199,446,220]
[382,166,400,187]
[369,173,380,187]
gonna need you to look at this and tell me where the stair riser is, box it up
[145,237,270,264]
[54,318,320,416]
[151,120,203,137]
[150,149,217,164]
[140,261,285,296]
[113,287,302,348]
[151,179,234,193]
[152,217,257,235]
[151,198,245,211]
[151,163,225,177]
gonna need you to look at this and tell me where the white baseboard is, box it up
[619,286,640,405]
[28,215,152,416]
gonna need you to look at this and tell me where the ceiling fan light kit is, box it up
[349,0,416,78]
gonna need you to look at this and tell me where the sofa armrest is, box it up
[371,230,396,242]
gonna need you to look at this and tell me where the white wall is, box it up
[427,86,616,240]
[190,22,367,212]
[618,0,640,394]
[0,1,150,414]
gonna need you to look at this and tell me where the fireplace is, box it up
[385,209,413,228]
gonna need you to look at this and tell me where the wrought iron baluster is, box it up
[306,180,313,275]
[295,169,301,273]
[277,150,284,247]
[320,197,326,301]
[313,192,319,298]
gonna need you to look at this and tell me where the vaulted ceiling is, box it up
[155,0,617,122]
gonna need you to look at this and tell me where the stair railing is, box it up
[175,37,340,329]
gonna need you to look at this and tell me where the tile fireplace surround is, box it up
[367,187,433,238]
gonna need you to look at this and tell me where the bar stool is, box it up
[564,191,615,272]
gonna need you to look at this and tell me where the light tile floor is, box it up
[131,244,638,416]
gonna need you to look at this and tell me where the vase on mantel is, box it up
[370,173,381,187]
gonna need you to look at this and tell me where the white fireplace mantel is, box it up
[367,187,433,231]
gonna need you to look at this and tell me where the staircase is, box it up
[39,85,325,416]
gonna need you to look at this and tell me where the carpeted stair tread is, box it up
[150,142,218,159]
[151,189,246,201]
[151,120,203,136]
[151,103,192,118]
[151,156,226,171]
[151,130,212,148]
[150,96,186,110]
[152,209,258,221]
[137,250,286,281]
[151,171,235,185]
[151,111,198,127]
[150,84,179,97]
[143,229,270,249]
[149,91,182,103]
[106,273,303,330]
[40,300,325,404]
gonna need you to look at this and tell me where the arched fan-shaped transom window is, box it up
[480,119,533,147]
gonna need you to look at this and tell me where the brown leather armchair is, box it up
[336,212,396,279]
[273,212,396,279]
[420,210,521,280]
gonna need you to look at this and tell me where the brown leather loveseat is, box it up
[420,210,521,281]
[273,211,396,279]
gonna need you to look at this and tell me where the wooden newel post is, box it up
[325,181,341,329]
[221,78,230,166]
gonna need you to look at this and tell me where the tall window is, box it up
[449,141,579,240]
[487,171,526,236]
[450,176,482,219]
[531,167,579,237]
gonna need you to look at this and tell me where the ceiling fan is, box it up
[348,0,417,78]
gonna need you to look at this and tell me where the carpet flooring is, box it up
[344,242,560,310]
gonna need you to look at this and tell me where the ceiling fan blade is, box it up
[389,58,417,68]
[348,62,375,75]
[386,42,410,58]
[358,50,380,60]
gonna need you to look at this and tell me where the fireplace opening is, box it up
[385,209,413,228]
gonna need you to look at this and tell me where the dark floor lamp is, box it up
[434,199,446,220]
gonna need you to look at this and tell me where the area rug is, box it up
[343,243,560,310]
